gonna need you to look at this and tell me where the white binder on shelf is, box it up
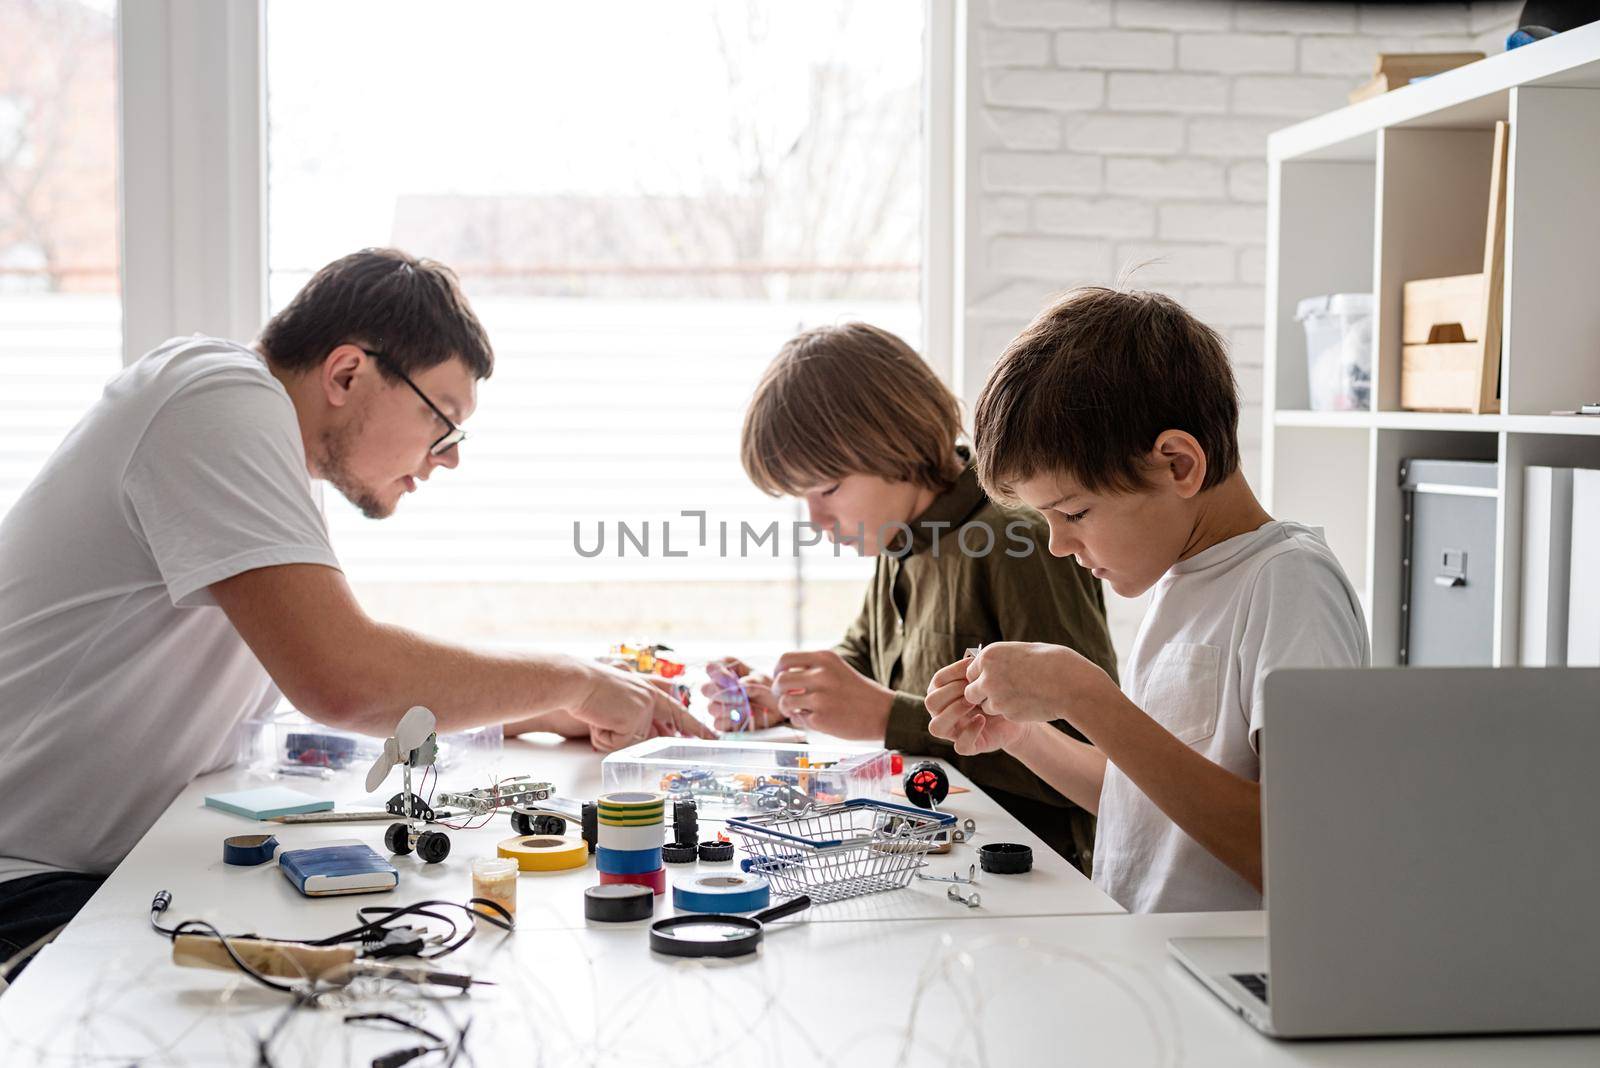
[1567,469,1600,668]
[1521,466,1573,666]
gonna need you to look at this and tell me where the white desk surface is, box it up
[6,736,1597,1065]
[45,734,1118,945]
[8,909,1600,1066]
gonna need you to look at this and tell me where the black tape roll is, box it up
[584,883,655,922]
[978,842,1033,875]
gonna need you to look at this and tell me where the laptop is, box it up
[1170,667,1600,1039]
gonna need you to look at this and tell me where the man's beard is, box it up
[320,415,392,520]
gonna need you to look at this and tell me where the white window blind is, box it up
[266,1,926,657]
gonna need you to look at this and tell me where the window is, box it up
[0,0,120,519]
[266,2,925,661]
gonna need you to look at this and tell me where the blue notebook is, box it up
[278,840,398,897]
[205,786,334,820]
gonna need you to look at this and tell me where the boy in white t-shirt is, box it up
[925,286,1369,913]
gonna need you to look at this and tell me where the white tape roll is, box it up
[596,819,665,852]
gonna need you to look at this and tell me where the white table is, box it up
[47,734,1118,943]
[9,909,1600,1066]
[6,737,1596,1065]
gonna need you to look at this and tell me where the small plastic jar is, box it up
[471,856,518,921]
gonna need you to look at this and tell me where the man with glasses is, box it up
[0,248,711,978]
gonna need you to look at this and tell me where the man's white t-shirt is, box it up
[0,336,340,883]
[1092,520,1369,913]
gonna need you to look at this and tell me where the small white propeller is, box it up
[395,705,436,753]
[364,705,438,794]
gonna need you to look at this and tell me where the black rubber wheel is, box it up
[673,799,698,847]
[385,822,413,856]
[531,814,566,836]
[510,811,533,836]
[416,830,451,864]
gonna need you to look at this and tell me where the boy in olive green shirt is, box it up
[708,322,1117,871]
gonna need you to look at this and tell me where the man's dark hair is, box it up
[974,286,1239,499]
[258,248,493,380]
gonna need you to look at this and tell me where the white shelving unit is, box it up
[1261,23,1600,667]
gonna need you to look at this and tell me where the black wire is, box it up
[345,1013,446,1044]
[151,892,513,963]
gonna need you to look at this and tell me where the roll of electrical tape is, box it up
[497,834,590,872]
[596,821,665,852]
[672,873,771,914]
[597,810,665,826]
[597,790,668,809]
[978,842,1033,875]
[596,845,663,875]
[584,883,655,922]
[599,868,667,895]
[223,834,278,866]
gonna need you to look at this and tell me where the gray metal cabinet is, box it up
[1400,459,1499,666]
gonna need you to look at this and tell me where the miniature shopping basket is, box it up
[725,798,955,904]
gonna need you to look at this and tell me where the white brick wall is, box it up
[963,0,1521,651]
[966,0,1521,491]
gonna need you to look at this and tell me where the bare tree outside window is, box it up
[0,0,121,524]
[267,1,925,663]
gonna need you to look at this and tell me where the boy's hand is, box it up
[700,657,787,731]
[958,642,1118,724]
[925,656,1028,754]
[926,695,1030,755]
[772,650,893,741]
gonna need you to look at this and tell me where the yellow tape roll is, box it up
[496,834,590,872]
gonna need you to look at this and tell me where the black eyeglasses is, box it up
[362,349,466,456]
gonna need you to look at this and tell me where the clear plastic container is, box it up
[251,710,502,783]
[600,738,893,816]
[1296,293,1373,411]
[472,856,518,920]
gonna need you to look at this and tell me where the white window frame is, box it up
[118,1,960,391]
[117,0,267,367]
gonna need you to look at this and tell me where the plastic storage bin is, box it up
[258,711,502,781]
[601,738,893,815]
[1296,293,1373,411]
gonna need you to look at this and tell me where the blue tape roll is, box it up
[223,833,278,866]
[596,845,663,875]
[672,873,771,914]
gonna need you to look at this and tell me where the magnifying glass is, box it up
[648,895,812,958]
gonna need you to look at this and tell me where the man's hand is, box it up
[700,657,787,731]
[924,657,1028,755]
[952,642,1119,725]
[575,664,716,752]
[771,650,893,741]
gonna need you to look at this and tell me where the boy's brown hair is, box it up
[974,286,1239,500]
[742,322,965,496]
[259,247,493,382]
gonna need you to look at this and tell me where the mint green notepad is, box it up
[204,786,334,820]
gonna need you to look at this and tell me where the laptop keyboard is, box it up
[1232,973,1269,1004]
